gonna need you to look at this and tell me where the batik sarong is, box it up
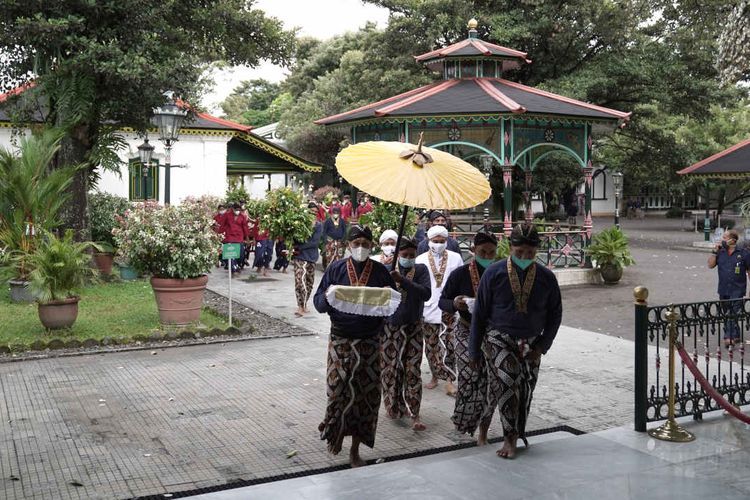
[252,239,273,269]
[380,322,423,419]
[293,260,316,309]
[481,330,540,444]
[320,335,381,454]
[451,320,487,434]
[324,239,346,269]
[422,319,456,382]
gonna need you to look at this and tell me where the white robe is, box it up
[415,250,463,324]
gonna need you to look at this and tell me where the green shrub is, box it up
[261,188,315,243]
[358,201,416,239]
[586,226,635,269]
[89,192,130,251]
[665,207,685,218]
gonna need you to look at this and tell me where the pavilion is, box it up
[316,19,631,267]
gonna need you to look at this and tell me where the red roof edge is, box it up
[0,82,37,103]
[678,137,750,175]
[374,79,461,116]
[314,81,441,125]
[495,78,631,120]
[174,98,252,132]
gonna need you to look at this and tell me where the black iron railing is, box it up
[634,290,750,431]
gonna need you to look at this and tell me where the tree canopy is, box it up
[0,0,296,235]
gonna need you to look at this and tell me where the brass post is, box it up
[648,305,695,442]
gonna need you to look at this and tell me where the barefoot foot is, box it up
[477,421,490,446]
[424,378,438,390]
[444,381,456,397]
[411,417,426,431]
[496,434,518,459]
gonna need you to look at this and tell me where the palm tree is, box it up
[0,128,78,281]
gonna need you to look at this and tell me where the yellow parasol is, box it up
[336,133,490,209]
[335,133,491,268]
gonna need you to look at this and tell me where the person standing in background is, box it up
[293,202,324,317]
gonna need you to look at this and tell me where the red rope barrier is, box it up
[676,343,750,424]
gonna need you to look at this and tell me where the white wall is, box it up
[97,132,231,203]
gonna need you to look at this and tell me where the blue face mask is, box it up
[474,256,494,269]
[399,257,416,268]
[511,254,534,270]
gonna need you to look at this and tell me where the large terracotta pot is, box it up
[93,252,115,275]
[150,275,208,325]
[9,279,34,303]
[38,297,80,330]
[599,263,623,284]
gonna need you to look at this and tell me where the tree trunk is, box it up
[57,124,92,240]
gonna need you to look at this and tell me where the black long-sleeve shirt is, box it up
[313,257,396,338]
[323,218,347,240]
[388,263,431,327]
[439,261,485,323]
[293,222,323,263]
[469,259,562,359]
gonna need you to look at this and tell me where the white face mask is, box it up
[429,241,446,254]
[381,245,396,256]
[350,247,371,262]
[219,209,226,215]
[234,210,240,216]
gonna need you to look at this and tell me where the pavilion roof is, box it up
[315,77,631,126]
[414,38,532,64]
[678,138,750,178]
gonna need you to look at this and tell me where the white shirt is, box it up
[415,249,463,324]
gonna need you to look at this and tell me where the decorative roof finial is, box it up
[468,18,478,29]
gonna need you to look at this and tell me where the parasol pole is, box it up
[392,205,409,271]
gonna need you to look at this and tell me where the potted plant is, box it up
[0,128,76,302]
[89,192,131,276]
[28,230,100,330]
[261,188,315,243]
[586,226,635,284]
[113,202,221,325]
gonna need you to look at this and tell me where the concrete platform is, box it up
[552,267,602,286]
[192,412,750,500]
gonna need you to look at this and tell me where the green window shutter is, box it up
[128,159,160,201]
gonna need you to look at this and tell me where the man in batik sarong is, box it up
[292,202,323,317]
[323,206,347,269]
[313,225,396,467]
[439,230,498,439]
[381,237,431,431]
[469,223,562,458]
[415,225,463,395]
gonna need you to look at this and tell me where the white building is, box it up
[0,90,322,203]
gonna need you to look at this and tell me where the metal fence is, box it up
[634,289,750,431]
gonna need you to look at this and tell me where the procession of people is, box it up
[213,191,562,467]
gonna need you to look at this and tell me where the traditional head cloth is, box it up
[429,210,446,222]
[332,206,341,214]
[379,229,398,244]
[307,201,318,209]
[348,225,373,241]
[399,236,417,250]
[510,223,540,247]
[427,225,449,240]
[474,230,498,247]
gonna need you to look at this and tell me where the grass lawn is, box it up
[0,279,227,349]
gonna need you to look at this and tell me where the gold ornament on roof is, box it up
[468,18,478,29]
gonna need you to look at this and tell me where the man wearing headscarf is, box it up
[440,230,498,439]
[415,224,464,395]
[380,237,431,431]
[313,225,397,467]
[323,206,347,269]
[292,202,324,317]
[372,229,398,266]
[469,223,562,459]
[416,210,462,258]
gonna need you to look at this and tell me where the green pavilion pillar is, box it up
[503,164,514,235]
[583,165,594,266]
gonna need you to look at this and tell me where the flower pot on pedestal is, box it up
[150,275,208,325]
[9,279,34,303]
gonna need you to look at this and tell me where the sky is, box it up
[201,0,390,114]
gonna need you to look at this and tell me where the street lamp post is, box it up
[137,138,155,201]
[152,92,187,205]
[612,171,623,229]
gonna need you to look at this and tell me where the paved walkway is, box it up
[196,412,750,500]
[0,266,638,500]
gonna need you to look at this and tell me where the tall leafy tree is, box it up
[220,78,283,126]
[0,0,295,237]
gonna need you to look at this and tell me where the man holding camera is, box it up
[708,229,750,347]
